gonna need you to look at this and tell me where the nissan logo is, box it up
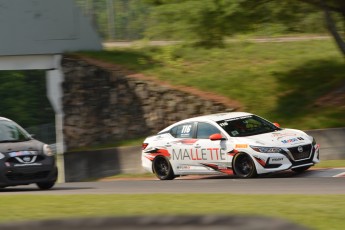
[23,156,31,162]
[297,146,303,153]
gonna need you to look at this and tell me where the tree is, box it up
[0,71,55,127]
[75,0,151,40]
[145,0,345,55]
[299,0,345,55]
[145,0,326,47]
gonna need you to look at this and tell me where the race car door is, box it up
[168,122,198,172]
[192,122,233,174]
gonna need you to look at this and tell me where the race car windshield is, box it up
[216,115,281,137]
[0,120,32,142]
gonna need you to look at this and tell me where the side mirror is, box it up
[273,123,280,128]
[209,133,225,141]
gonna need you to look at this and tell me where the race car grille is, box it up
[288,144,312,161]
[6,171,50,181]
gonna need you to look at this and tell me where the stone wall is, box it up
[62,56,239,150]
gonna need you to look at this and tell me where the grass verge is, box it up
[0,194,344,230]
[80,38,345,130]
[316,160,345,168]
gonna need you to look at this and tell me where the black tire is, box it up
[153,156,175,180]
[232,153,257,178]
[291,166,311,173]
[36,181,55,190]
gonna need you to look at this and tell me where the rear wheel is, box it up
[233,153,257,178]
[291,166,311,173]
[153,156,175,180]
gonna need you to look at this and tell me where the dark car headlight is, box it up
[43,144,54,156]
[250,146,284,153]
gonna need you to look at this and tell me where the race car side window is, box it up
[170,123,194,138]
[196,122,221,139]
[169,126,178,137]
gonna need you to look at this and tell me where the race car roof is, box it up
[0,117,13,122]
[159,112,253,133]
[190,112,253,122]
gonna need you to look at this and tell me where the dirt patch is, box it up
[315,82,345,108]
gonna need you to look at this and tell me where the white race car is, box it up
[141,112,320,179]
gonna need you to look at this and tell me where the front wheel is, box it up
[232,153,257,178]
[153,156,175,180]
[36,181,55,190]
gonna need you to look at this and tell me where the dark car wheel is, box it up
[153,156,175,180]
[233,153,257,178]
[36,181,56,190]
[291,166,311,173]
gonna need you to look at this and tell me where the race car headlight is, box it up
[250,146,284,153]
[0,152,4,160]
[43,144,54,156]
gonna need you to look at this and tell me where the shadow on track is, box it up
[0,186,94,193]
[174,168,345,180]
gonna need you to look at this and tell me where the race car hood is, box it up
[0,139,44,153]
[234,128,312,148]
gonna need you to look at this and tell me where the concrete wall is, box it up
[64,128,345,182]
[64,146,143,182]
[305,128,345,160]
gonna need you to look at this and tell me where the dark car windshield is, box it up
[0,120,32,142]
[216,115,280,137]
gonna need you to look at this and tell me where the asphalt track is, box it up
[0,168,345,195]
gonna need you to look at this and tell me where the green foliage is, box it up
[0,71,55,128]
[76,0,152,40]
[146,0,254,46]
[75,0,336,43]
[81,38,345,130]
[145,0,328,46]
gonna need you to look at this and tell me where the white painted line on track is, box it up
[333,172,345,177]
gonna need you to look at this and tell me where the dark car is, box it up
[0,117,57,189]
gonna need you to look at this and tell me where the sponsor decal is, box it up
[272,132,297,140]
[172,148,227,161]
[201,163,233,175]
[235,144,248,148]
[281,137,304,144]
[219,122,228,127]
[176,165,191,170]
[271,157,284,162]
[231,131,239,136]
[223,115,252,122]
